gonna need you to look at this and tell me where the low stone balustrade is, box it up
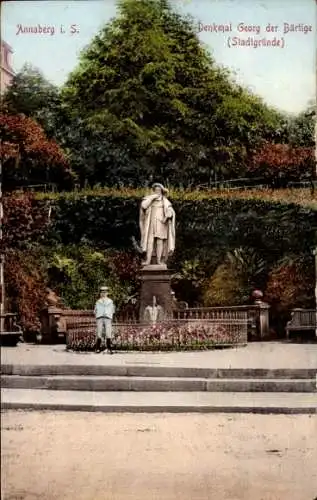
[39,299,270,347]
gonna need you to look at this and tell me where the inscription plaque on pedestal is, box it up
[139,266,173,322]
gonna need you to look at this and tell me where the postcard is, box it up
[1,1,316,499]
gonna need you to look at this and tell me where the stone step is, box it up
[1,364,316,379]
[1,375,316,393]
[2,389,317,414]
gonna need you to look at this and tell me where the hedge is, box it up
[36,191,317,263]
[36,187,316,208]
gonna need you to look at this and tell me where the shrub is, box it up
[203,263,248,306]
[3,244,141,334]
[171,258,208,305]
[2,191,51,249]
[264,254,315,336]
[203,247,267,306]
[249,142,313,187]
[46,245,141,311]
[0,112,74,190]
[4,249,48,335]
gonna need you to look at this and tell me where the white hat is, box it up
[100,286,109,291]
[152,183,168,194]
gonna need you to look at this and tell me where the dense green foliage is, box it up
[5,248,48,335]
[40,192,316,259]
[0,112,74,191]
[287,103,315,148]
[2,64,61,138]
[4,188,315,335]
[265,254,315,336]
[2,192,51,249]
[203,248,267,306]
[47,245,140,310]
[2,1,313,190]
[4,243,141,333]
[58,0,285,187]
[248,142,314,188]
[40,190,316,319]
[1,65,75,190]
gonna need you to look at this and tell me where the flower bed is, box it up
[66,320,247,352]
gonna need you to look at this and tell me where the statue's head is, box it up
[152,183,168,196]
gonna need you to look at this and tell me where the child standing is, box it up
[94,286,115,354]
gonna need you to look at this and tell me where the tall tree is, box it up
[0,113,74,190]
[287,105,315,147]
[248,141,313,187]
[248,103,315,187]
[2,64,61,138]
[60,0,283,187]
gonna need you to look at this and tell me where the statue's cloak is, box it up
[139,196,175,259]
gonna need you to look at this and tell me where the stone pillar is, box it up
[255,300,270,339]
[139,265,173,322]
[39,306,66,343]
[251,290,270,339]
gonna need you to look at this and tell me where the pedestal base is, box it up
[139,266,173,322]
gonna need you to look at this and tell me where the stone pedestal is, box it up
[139,265,173,322]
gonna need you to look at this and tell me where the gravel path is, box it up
[3,342,317,368]
[1,411,317,500]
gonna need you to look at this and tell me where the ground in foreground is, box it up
[1,412,317,500]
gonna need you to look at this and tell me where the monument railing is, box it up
[40,301,270,344]
[173,305,266,338]
[66,316,248,350]
[174,306,251,320]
